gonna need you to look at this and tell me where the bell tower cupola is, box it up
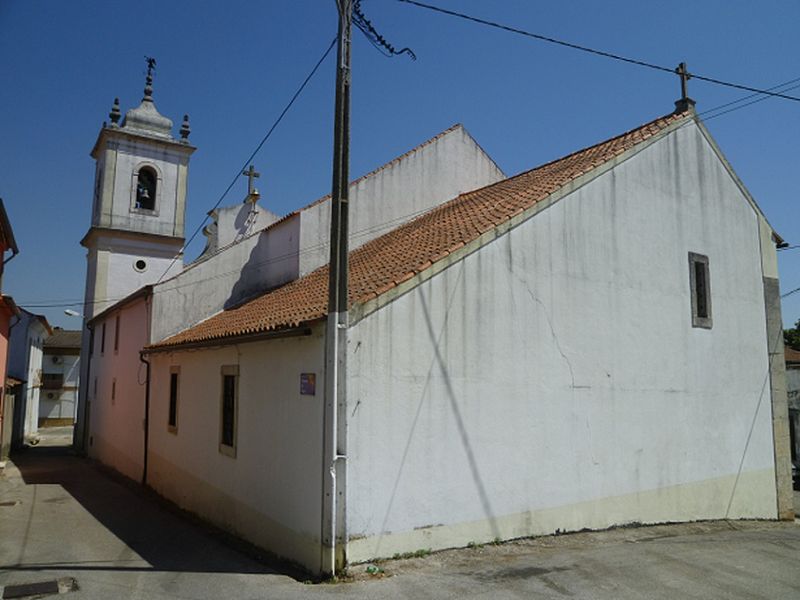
[82,58,196,319]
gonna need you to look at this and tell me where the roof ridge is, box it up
[443,108,693,204]
[302,123,465,210]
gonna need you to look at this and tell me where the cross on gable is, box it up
[242,164,261,196]
[674,62,696,112]
[676,62,691,101]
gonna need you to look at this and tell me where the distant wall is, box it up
[40,353,79,424]
[88,297,150,481]
[151,214,301,343]
[151,125,504,344]
[299,125,505,276]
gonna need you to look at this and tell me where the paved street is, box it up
[1,431,799,599]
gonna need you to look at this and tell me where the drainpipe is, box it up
[77,323,94,454]
[139,351,150,486]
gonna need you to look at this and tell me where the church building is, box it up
[76,70,792,575]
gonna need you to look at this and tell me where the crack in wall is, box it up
[506,263,577,390]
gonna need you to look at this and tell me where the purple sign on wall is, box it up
[300,373,316,396]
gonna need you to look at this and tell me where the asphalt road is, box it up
[1,430,799,599]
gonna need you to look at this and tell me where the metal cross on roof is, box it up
[676,62,691,101]
[242,165,260,196]
[674,62,696,112]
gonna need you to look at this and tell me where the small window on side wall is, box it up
[689,252,712,329]
[168,366,179,433]
[219,365,239,457]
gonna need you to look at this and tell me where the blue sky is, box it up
[1,0,798,329]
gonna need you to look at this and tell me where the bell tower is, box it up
[81,59,195,319]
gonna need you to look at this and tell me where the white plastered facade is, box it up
[345,120,779,561]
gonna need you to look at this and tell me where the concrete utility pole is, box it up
[322,0,352,577]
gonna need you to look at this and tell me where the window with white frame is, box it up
[689,252,712,329]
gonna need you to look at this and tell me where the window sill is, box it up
[219,443,236,458]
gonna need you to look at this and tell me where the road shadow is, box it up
[8,444,309,580]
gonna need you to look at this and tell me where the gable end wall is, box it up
[346,121,779,561]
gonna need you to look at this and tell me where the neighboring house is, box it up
[0,198,20,461]
[132,104,790,574]
[40,328,81,427]
[8,309,52,447]
[786,346,800,473]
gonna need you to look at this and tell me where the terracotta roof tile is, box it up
[152,109,690,349]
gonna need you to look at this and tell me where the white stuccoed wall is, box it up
[100,138,187,238]
[346,121,778,561]
[150,125,504,343]
[22,325,46,440]
[40,354,79,422]
[299,125,505,276]
[146,328,326,571]
[9,313,48,441]
[150,214,300,342]
[88,297,150,481]
[210,203,280,250]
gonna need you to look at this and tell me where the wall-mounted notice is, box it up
[300,373,316,396]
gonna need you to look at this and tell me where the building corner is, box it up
[760,217,793,520]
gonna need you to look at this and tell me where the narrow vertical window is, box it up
[689,252,712,329]
[89,328,95,357]
[111,378,116,404]
[219,365,239,457]
[135,167,157,211]
[114,314,120,353]
[101,322,106,354]
[168,366,179,433]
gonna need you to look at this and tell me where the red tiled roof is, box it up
[152,109,690,349]
[786,346,800,364]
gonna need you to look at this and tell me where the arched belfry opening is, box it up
[135,166,157,211]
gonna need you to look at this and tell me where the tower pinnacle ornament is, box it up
[109,97,121,127]
[143,56,157,101]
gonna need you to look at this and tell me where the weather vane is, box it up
[145,56,157,78]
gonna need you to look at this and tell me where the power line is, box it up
[22,78,800,310]
[700,82,800,122]
[19,201,444,309]
[782,286,800,299]
[698,78,800,116]
[398,0,800,103]
[154,36,338,285]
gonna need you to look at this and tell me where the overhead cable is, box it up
[398,0,800,103]
[154,36,338,285]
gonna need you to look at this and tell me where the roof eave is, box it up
[144,323,316,354]
[88,285,153,326]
